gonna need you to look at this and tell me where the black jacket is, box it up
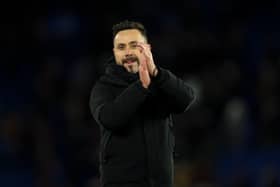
[89,61,195,187]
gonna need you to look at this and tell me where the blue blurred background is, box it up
[1,0,280,186]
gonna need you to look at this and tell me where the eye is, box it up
[117,44,125,50]
[130,43,138,49]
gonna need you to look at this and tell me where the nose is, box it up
[125,54,133,59]
[125,48,133,57]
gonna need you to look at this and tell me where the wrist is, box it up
[142,83,149,89]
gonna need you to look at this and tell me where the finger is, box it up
[138,53,146,67]
[139,66,147,81]
[140,68,150,85]
[136,44,145,54]
[137,43,154,71]
[137,42,151,50]
[137,42,149,46]
[139,66,144,82]
[138,44,152,59]
[136,43,150,53]
[137,46,150,61]
[139,65,144,73]
[139,65,148,77]
[142,60,147,71]
[142,57,148,69]
[143,68,150,79]
[138,50,148,66]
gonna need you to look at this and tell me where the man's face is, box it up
[113,29,147,73]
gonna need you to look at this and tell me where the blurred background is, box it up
[1,0,280,186]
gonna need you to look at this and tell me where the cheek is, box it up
[114,52,122,59]
[133,50,142,57]
[114,53,123,65]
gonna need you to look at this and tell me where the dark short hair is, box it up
[112,20,148,41]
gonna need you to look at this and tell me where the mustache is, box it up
[122,56,139,64]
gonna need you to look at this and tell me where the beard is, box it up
[120,56,140,73]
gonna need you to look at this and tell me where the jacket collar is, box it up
[100,58,139,87]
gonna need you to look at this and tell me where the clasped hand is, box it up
[137,42,157,88]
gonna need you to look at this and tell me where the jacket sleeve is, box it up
[89,80,149,131]
[150,67,196,114]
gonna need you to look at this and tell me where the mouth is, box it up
[123,57,138,65]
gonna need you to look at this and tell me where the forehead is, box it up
[114,29,146,45]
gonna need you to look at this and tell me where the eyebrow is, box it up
[129,41,137,45]
[117,41,138,46]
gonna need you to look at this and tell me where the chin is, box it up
[124,65,139,74]
[128,68,138,74]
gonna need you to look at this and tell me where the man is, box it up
[89,20,195,187]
